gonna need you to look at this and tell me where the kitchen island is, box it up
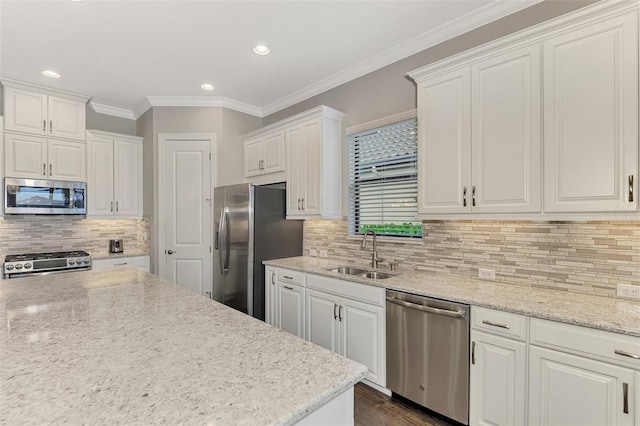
[0,268,366,425]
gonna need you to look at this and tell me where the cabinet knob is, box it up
[628,175,634,202]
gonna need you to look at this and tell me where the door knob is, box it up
[166,250,176,255]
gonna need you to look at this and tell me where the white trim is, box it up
[260,0,544,116]
[157,133,217,280]
[416,212,640,222]
[0,78,91,102]
[345,109,416,136]
[408,0,639,82]
[90,102,135,120]
[86,129,142,143]
[242,105,344,139]
[132,97,153,120]
[134,96,263,119]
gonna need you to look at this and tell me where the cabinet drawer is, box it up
[92,255,149,272]
[472,307,528,341]
[530,318,640,369]
[277,268,305,286]
[306,273,385,307]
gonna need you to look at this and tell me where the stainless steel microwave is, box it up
[4,178,87,215]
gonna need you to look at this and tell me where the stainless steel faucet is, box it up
[360,229,379,268]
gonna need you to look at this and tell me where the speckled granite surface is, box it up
[0,268,366,425]
[264,257,640,337]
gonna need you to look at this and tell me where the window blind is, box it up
[348,118,421,238]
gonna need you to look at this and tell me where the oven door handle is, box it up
[386,296,466,318]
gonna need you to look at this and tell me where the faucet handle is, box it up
[388,261,398,271]
[375,258,385,269]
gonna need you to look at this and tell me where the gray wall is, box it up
[264,0,596,128]
[86,107,137,135]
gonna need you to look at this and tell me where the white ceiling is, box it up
[0,0,541,119]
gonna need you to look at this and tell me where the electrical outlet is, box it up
[308,248,317,257]
[478,268,496,280]
[319,250,328,258]
[617,284,640,299]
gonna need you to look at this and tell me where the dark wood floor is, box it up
[354,383,454,426]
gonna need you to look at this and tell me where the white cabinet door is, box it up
[3,87,47,136]
[341,297,385,387]
[113,140,141,216]
[88,137,114,215]
[529,345,635,426]
[4,133,47,179]
[417,68,471,214]
[471,45,541,213]
[285,125,304,216]
[306,288,340,353]
[300,118,322,216]
[48,139,86,181]
[244,138,263,177]
[470,331,527,426]
[265,266,277,326]
[543,13,638,212]
[48,96,86,141]
[262,131,285,174]
[276,282,305,339]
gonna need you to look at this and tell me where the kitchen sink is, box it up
[326,266,369,275]
[359,271,396,280]
[326,266,398,280]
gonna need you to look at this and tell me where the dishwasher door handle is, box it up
[386,296,466,318]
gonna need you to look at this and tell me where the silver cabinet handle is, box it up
[623,383,629,414]
[629,175,634,202]
[283,275,293,280]
[166,250,176,255]
[114,262,128,266]
[338,305,343,321]
[271,272,276,285]
[333,303,338,320]
[49,164,52,176]
[297,198,301,210]
[482,319,511,329]
[116,201,119,212]
[283,285,293,290]
[43,120,46,132]
[463,186,467,207]
[472,341,476,364]
[110,201,114,212]
[615,349,640,360]
[50,120,53,133]
[205,291,212,299]
[42,163,46,176]
[301,198,304,210]
[472,186,476,207]
[386,296,466,318]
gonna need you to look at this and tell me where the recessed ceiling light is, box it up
[253,45,271,56]
[200,83,215,91]
[41,70,61,78]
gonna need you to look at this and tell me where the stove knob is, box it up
[23,263,31,269]
[15,264,23,270]
[68,259,76,265]
[83,259,91,265]
[5,265,14,271]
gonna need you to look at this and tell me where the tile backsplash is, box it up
[304,219,640,298]
[0,216,150,258]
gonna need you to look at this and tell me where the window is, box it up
[348,118,421,238]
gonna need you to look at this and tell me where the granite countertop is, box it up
[264,256,640,338]
[0,268,366,425]
[90,250,150,260]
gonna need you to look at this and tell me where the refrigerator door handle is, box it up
[221,207,230,275]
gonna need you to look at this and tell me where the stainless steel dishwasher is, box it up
[386,289,470,425]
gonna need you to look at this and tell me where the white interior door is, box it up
[165,139,212,296]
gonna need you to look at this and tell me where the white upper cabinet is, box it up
[87,130,142,218]
[416,68,471,214]
[3,81,87,141]
[415,45,541,215]
[471,45,541,213]
[243,130,285,177]
[543,13,638,212]
[4,133,85,181]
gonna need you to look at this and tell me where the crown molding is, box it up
[90,102,136,120]
[345,109,416,136]
[0,78,91,102]
[132,97,153,119]
[141,96,262,118]
[260,0,543,117]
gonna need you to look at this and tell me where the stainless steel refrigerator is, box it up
[213,183,303,320]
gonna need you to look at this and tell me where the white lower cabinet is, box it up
[305,274,385,387]
[276,281,305,339]
[92,255,150,272]
[264,266,277,326]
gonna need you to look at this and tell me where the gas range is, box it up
[4,250,92,278]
